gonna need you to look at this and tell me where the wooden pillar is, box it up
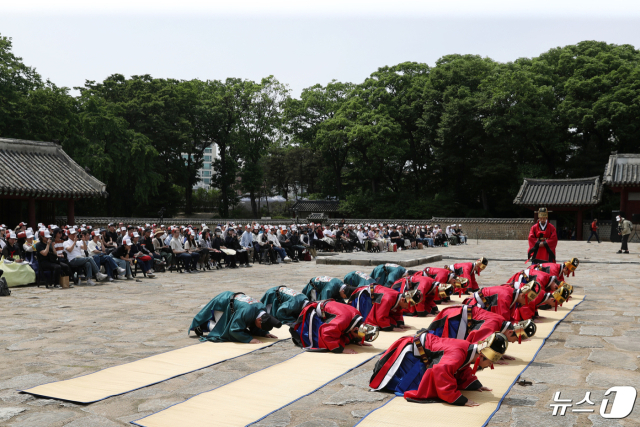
[28,198,36,228]
[67,199,75,226]
[576,209,583,241]
[620,187,628,216]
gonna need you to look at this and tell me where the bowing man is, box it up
[463,282,541,323]
[370,332,508,407]
[188,291,281,343]
[302,276,357,303]
[260,286,309,324]
[348,284,423,331]
[290,300,379,354]
[371,263,408,288]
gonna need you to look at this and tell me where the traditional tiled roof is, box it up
[603,153,640,187]
[513,177,602,207]
[0,138,107,198]
[291,200,340,212]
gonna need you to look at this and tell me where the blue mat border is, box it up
[20,338,287,404]
[353,295,586,427]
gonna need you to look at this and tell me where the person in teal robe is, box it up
[301,276,357,303]
[371,263,408,288]
[188,291,281,343]
[260,286,309,324]
[344,270,378,288]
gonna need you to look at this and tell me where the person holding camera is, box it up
[617,215,633,254]
[527,207,557,263]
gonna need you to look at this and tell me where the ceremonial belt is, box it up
[229,292,246,314]
[369,283,376,296]
[473,292,486,309]
[528,240,556,263]
[457,305,469,340]
[308,280,318,301]
[276,287,285,304]
[413,335,435,367]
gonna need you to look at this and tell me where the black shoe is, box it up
[617,250,623,253]
[194,326,204,337]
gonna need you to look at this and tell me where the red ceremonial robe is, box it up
[394,275,439,316]
[297,301,363,352]
[431,305,506,343]
[370,333,480,406]
[527,221,558,263]
[535,262,565,282]
[357,285,405,330]
[422,267,452,303]
[447,262,480,291]
[464,286,518,322]
[503,268,555,320]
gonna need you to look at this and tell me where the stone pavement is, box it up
[0,240,638,426]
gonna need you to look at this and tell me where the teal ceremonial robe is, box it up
[371,263,407,288]
[260,286,309,324]
[302,276,345,302]
[188,291,268,343]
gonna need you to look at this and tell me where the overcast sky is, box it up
[2,1,640,97]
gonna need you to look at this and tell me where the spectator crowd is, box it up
[0,220,467,288]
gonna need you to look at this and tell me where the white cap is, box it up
[69,229,77,235]
[43,231,51,238]
[616,215,621,221]
[9,232,17,239]
[26,231,33,239]
[133,232,139,238]
[121,227,126,231]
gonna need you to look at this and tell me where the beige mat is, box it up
[132,317,436,427]
[22,338,282,403]
[356,295,585,427]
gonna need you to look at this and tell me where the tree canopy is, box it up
[1,35,637,218]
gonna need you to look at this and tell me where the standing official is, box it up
[527,207,557,263]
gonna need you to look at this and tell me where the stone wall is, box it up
[56,216,535,240]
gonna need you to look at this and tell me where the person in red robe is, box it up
[348,285,422,331]
[392,275,453,317]
[427,305,537,346]
[445,258,488,293]
[534,258,579,282]
[370,332,508,407]
[463,282,541,323]
[504,268,560,319]
[421,267,466,302]
[527,207,558,263]
[290,300,379,354]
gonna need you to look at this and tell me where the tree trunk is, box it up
[219,144,229,217]
[250,190,258,217]
[185,182,193,215]
[481,189,490,213]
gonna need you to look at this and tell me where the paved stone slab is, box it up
[296,420,338,427]
[63,415,122,427]
[587,350,638,371]
[0,374,56,391]
[253,410,291,427]
[511,407,577,427]
[311,408,350,420]
[604,336,640,352]
[8,410,75,427]
[588,414,623,427]
[323,386,385,406]
[0,408,27,423]
[503,394,539,407]
[521,363,584,386]
[564,336,604,348]
[351,409,370,419]
[586,370,640,388]
[579,326,614,336]
[340,372,370,389]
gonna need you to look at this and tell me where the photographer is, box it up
[65,230,108,286]
[617,215,633,254]
[257,227,276,264]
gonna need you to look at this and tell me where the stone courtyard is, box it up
[0,240,639,427]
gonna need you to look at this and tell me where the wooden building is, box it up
[0,138,107,227]
[513,176,603,240]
